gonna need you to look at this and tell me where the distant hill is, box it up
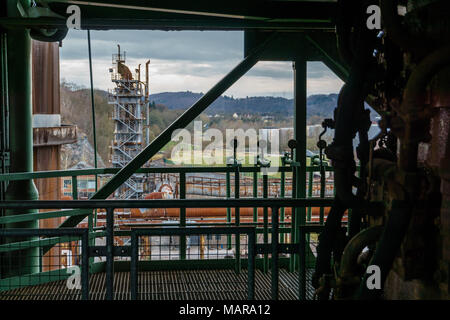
[150,91,379,124]
[60,83,378,168]
[149,91,339,121]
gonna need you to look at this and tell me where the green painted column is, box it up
[279,170,285,243]
[252,171,258,223]
[226,171,231,250]
[3,0,39,277]
[262,173,269,273]
[179,172,186,260]
[293,59,307,271]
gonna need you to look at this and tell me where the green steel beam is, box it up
[4,0,39,205]
[279,170,285,243]
[58,32,278,229]
[0,209,89,225]
[0,16,334,31]
[0,165,336,182]
[305,34,380,109]
[0,234,80,253]
[40,0,337,24]
[305,34,349,82]
[0,198,345,210]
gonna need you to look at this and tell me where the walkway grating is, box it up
[0,269,315,300]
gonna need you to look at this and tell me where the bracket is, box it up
[89,245,131,257]
[255,243,300,255]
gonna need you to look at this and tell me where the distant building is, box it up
[61,161,103,199]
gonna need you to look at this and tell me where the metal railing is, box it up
[0,228,89,300]
[0,165,363,300]
[0,198,375,300]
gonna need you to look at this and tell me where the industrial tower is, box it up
[108,45,150,199]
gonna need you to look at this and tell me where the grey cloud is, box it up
[307,62,334,79]
[61,29,243,62]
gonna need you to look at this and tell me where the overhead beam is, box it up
[58,32,278,229]
[305,34,349,81]
[0,17,334,31]
[305,33,380,110]
[42,0,338,22]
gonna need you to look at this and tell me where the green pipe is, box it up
[59,32,278,230]
[252,171,257,223]
[280,170,285,243]
[3,0,39,277]
[263,173,269,273]
[289,166,297,272]
[307,170,313,245]
[71,176,78,200]
[307,171,313,221]
[234,166,241,274]
[179,172,186,260]
[226,171,231,250]
[0,33,9,206]
[320,164,325,224]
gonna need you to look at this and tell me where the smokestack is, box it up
[137,64,141,82]
[145,60,150,99]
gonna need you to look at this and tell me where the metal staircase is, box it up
[108,48,147,200]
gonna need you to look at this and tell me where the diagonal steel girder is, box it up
[58,32,278,228]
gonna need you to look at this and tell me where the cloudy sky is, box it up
[60,29,343,98]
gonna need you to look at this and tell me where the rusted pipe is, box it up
[380,0,433,57]
[336,225,383,299]
[355,204,412,299]
[399,45,450,171]
[131,206,331,218]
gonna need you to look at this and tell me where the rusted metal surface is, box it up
[31,40,78,272]
[33,125,77,147]
[428,67,450,263]
[33,146,62,272]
